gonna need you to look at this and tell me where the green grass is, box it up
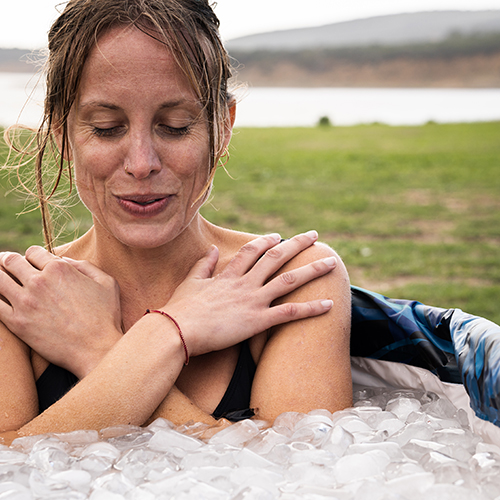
[1,122,499,323]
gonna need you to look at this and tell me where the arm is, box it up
[250,242,352,422]
[0,233,336,437]
[0,325,38,432]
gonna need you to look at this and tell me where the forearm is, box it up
[145,385,219,427]
[19,314,186,436]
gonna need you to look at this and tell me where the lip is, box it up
[117,194,173,217]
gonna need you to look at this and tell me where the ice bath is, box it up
[2,359,500,500]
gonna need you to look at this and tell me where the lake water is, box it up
[1,72,499,128]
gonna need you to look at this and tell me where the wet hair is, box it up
[5,0,233,251]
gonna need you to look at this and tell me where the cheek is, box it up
[72,142,119,188]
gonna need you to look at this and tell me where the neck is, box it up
[75,215,216,328]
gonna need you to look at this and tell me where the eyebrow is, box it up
[79,99,199,111]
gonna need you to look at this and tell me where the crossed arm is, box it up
[0,233,351,442]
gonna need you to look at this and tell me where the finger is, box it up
[185,245,219,280]
[0,270,16,307]
[263,256,337,299]
[265,298,334,328]
[249,230,319,283]
[24,245,58,271]
[222,233,282,276]
[0,251,37,285]
[61,257,113,284]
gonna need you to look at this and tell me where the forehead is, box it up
[79,25,196,101]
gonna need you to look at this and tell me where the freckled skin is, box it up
[0,26,352,439]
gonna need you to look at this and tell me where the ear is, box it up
[222,98,236,150]
[53,122,73,162]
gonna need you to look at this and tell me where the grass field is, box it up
[1,121,499,323]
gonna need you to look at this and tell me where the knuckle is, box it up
[279,271,296,286]
[311,260,326,272]
[45,259,66,274]
[240,242,258,254]
[18,292,37,312]
[282,303,299,318]
[25,245,43,258]
[3,252,20,267]
[265,247,283,260]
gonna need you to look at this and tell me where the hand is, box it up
[161,231,336,357]
[0,246,123,378]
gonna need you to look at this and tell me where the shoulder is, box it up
[278,240,348,284]
[271,239,351,322]
[54,228,95,260]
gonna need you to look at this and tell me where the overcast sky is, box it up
[1,0,499,49]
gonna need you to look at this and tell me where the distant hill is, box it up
[2,11,500,87]
[229,31,500,88]
[226,11,500,52]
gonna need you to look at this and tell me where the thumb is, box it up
[187,245,219,280]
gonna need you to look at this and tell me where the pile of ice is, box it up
[1,388,500,499]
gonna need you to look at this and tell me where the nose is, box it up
[124,131,161,179]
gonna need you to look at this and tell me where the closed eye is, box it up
[158,124,190,136]
[92,126,125,138]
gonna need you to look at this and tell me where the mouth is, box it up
[117,194,172,216]
[128,197,164,206]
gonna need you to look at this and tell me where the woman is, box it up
[0,0,352,443]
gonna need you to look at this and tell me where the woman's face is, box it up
[66,25,221,249]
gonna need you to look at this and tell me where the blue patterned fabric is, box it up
[350,285,500,426]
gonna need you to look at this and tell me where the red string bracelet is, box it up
[144,309,189,365]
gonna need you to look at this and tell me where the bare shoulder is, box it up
[276,240,349,289]
[54,227,95,260]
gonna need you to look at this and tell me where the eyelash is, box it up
[92,127,122,138]
[92,125,190,138]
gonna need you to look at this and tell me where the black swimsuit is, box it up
[36,340,256,422]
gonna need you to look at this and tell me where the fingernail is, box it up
[323,256,337,267]
[304,230,318,239]
[321,300,333,309]
[268,233,281,242]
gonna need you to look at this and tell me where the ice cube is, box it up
[26,445,73,473]
[234,447,277,469]
[0,449,28,465]
[322,425,353,457]
[89,490,126,500]
[434,463,475,488]
[91,471,136,495]
[433,428,479,450]
[246,428,289,455]
[333,452,386,484]
[53,430,99,446]
[334,415,373,435]
[411,483,484,500]
[148,428,202,452]
[385,472,435,496]
[348,441,404,461]
[420,450,457,472]
[0,481,33,499]
[186,465,234,492]
[230,465,284,496]
[423,398,458,420]
[272,412,306,431]
[386,397,421,421]
[390,422,433,447]
[80,442,121,461]
[208,420,261,447]
[232,485,276,500]
[145,418,175,432]
[28,469,86,498]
